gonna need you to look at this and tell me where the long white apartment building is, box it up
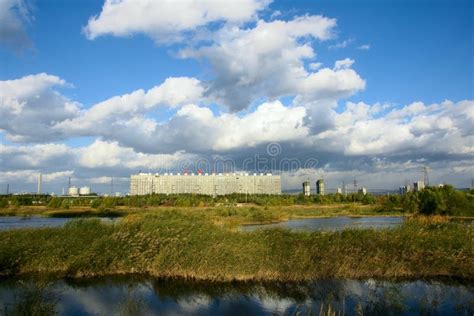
[130,172,281,196]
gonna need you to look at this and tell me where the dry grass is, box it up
[0,211,471,281]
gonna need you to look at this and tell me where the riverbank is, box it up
[0,203,399,221]
[0,212,472,281]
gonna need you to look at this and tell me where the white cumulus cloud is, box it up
[0,73,79,142]
[180,15,346,111]
[84,0,271,43]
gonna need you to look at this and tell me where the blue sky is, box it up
[2,0,472,108]
[0,0,473,193]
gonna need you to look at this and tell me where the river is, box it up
[0,216,118,230]
[242,216,405,232]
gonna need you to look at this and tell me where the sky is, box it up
[0,0,473,194]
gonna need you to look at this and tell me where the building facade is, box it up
[130,173,281,196]
[399,185,411,195]
[302,181,311,196]
[68,186,79,196]
[316,179,325,195]
[413,181,425,192]
[79,186,91,195]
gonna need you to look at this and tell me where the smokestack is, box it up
[6,184,9,195]
[37,173,42,194]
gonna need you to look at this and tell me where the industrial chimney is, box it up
[37,173,42,194]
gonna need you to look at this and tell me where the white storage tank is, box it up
[68,186,79,196]
[79,186,91,195]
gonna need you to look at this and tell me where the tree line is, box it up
[0,185,472,216]
[379,185,473,216]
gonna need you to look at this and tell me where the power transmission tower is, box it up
[353,179,358,193]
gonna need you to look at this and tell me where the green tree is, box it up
[47,197,62,208]
[418,188,445,215]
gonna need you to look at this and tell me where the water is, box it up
[242,216,405,232]
[0,276,472,315]
[0,216,118,230]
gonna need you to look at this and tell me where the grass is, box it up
[0,210,471,281]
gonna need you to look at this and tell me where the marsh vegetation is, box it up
[0,211,471,281]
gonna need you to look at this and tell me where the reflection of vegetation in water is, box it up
[0,277,473,315]
[2,280,57,316]
[118,291,147,316]
[151,278,451,315]
[361,280,406,314]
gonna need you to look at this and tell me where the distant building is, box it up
[413,181,425,192]
[79,186,91,195]
[130,172,281,196]
[336,187,342,194]
[358,187,367,195]
[68,186,79,196]
[316,179,325,195]
[303,181,311,196]
[399,185,411,195]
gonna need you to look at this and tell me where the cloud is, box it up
[309,62,322,71]
[0,170,74,184]
[0,73,79,142]
[295,66,365,105]
[2,73,471,169]
[55,76,204,136]
[84,0,271,43]
[59,98,308,154]
[0,143,72,170]
[328,38,353,50]
[180,15,345,111]
[0,138,191,173]
[357,44,370,50]
[0,0,32,52]
[0,139,194,193]
[309,100,474,157]
[83,6,361,113]
[78,139,192,169]
[334,58,355,70]
[171,101,308,151]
